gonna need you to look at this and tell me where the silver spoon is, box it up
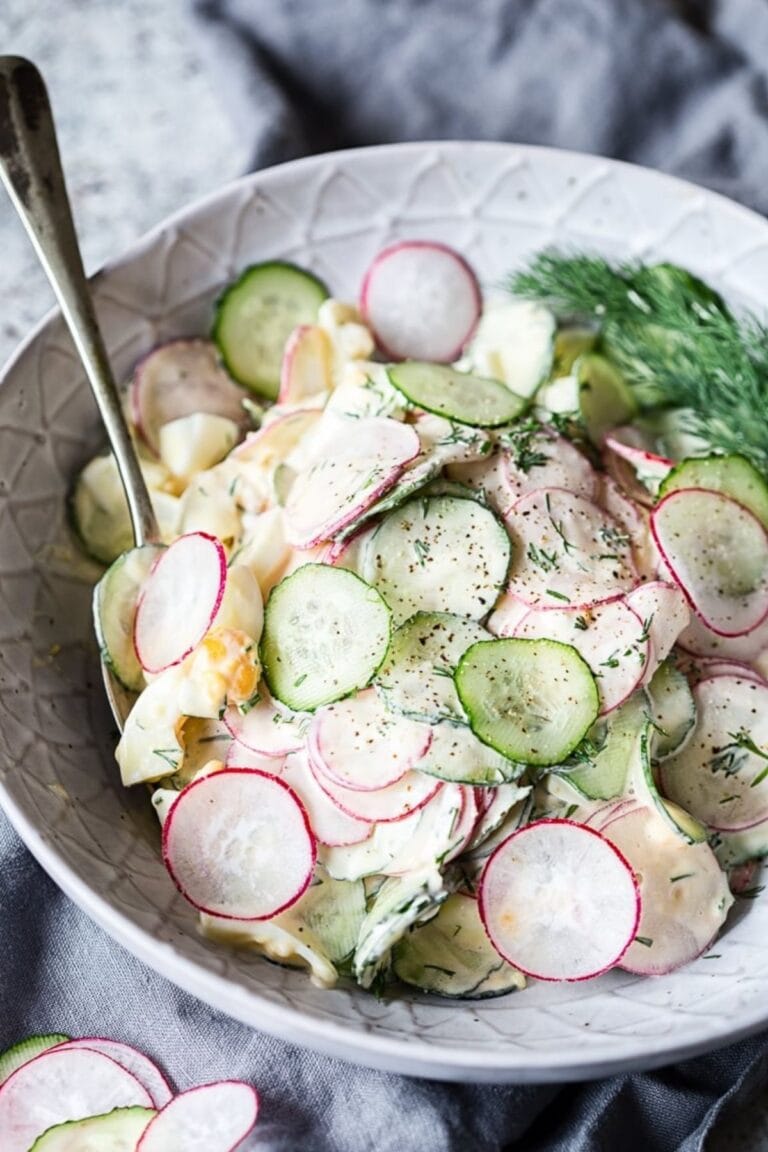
[0,56,159,730]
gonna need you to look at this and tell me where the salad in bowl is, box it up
[74,236,768,999]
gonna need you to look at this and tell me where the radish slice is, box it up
[310,690,431,791]
[505,488,636,609]
[603,806,732,975]
[479,820,639,981]
[131,339,247,455]
[360,240,481,362]
[309,753,441,823]
[513,599,649,714]
[138,1081,258,1152]
[501,430,597,508]
[162,769,315,918]
[53,1039,172,1108]
[278,324,333,404]
[134,532,227,674]
[224,690,308,758]
[626,580,690,681]
[0,1048,152,1152]
[280,752,373,846]
[284,414,421,547]
[660,675,768,832]
[651,489,768,637]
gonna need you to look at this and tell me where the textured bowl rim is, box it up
[2,140,768,1082]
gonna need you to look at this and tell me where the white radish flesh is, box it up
[651,489,768,637]
[660,675,768,832]
[52,1039,172,1108]
[505,488,635,609]
[360,240,481,362]
[138,1081,258,1152]
[479,820,639,981]
[310,689,431,791]
[162,769,315,918]
[134,533,227,674]
[284,415,420,547]
[514,599,649,714]
[603,805,732,975]
[0,1048,152,1152]
[131,339,247,455]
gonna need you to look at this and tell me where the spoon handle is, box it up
[0,56,159,547]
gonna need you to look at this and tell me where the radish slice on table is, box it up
[309,753,441,823]
[310,689,431,791]
[660,675,768,832]
[162,769,315,918]
[478,820,639,981]
[278,324,333,404]
[53,1039,172,1108]
[360,240,481,362]
[131,339,247,455]
[280,752,374,847]
[505,487,636,609]
[626,580,690,681]
[513,599,649,714]
[134,532,227,674]
[651,489,768,637]
[224,690,308,758]
[138,1081,259,1152]
[0,1047,153,1152]
[284,414,420,547]
[603,805,732,975]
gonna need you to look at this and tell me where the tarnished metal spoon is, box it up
[0,57,159,729]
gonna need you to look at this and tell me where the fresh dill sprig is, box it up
[509,251,768,474]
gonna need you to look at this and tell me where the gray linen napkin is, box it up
[3,0,768,1147]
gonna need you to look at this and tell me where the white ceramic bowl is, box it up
[2,142,768,1083]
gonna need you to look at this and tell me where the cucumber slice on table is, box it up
[455,637,599,767]
[363,495,510,626]
[93,544,163,691]
[394,891,526,999]
[28,1108,156,1151]
[213,261,329,399]
[260,564,391,711]
[658,454,768,530]
[0,1034,68,1086]
[387,362,527,427]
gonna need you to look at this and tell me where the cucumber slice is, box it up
[260,564,391,711]
[394,891,526,999]
[93,544,163,691]
[213,261,329,398]
[646,662,695,760]
[455,638,600,767]
[363,496,510,626]
[0,1035,68,1086]
[575,353,637,444]
[387,362,527,428]
[352,868,449,988]
[658,454,768,530]
[28,1107,156,1151]
[376,611,489,723]
[558,691,647,800]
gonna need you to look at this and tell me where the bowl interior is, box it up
[3,142,768,1082]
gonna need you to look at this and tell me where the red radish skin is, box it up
[0,1048,153,1152]
[52,1039,172,1108]
[131,339,247,455]
[134,532,228,674]
[360,240,481,362]
[162,769,316,920]
[138,1080,259,1152]
[478,819,640,982]
[651,488,768,638]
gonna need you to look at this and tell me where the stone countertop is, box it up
[0,2,766,1148]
